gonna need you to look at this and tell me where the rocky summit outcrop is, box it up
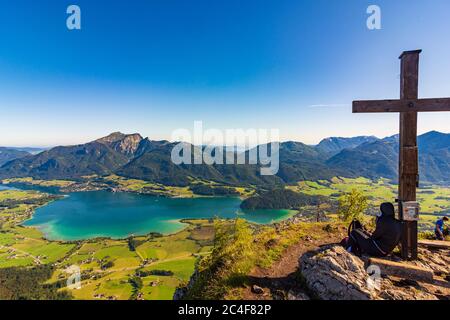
[96,132,143,157]
[300,245,374,300]
[415,246,450,276]
[300,245,447,300]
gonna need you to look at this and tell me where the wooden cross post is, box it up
[353,50,450,260]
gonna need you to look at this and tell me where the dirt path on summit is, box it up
[242,227,346,300]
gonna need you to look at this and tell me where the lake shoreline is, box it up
[0,178,250,200]
[0,182,295,242]
[19,202,295,245]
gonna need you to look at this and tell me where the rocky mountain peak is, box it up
[96,132,143,157]
[316,136,379,157]
[96,132,127,143]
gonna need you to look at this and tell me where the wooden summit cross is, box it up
[353,50,450,260]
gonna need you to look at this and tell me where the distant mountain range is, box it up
[315,136,379,157]
[0,131,448,186]
[0,147,47,167]
[0,148,30,167]
[9,147,47,155]
[327,131,450,184]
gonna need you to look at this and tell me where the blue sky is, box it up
[0,0,449,147]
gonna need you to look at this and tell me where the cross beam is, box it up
[352,50,450,260]
[353,98,450,113]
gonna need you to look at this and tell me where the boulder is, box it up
[299,245,444,300]
[251,285,265,295]
[300,245,374,300]
[287,290,310,300]
[415,247,450,276]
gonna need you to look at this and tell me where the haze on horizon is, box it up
[0,0,450,148]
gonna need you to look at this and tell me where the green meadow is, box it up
[0,189,215,300]
[49,221,212,300]
[287,177,449,230]
[2,177,75,188]
[0,176,448,299]
[2,175,253,199]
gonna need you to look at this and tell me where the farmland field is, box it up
[287,177,449,230]
[0,176,448,300]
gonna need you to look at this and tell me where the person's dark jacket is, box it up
[371,203,403,254]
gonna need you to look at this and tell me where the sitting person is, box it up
[344,202,402,257]
[435,216,449,241]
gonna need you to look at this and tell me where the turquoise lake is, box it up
[13,187,294,241]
